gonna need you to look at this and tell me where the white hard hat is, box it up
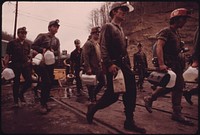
[109,2,134,16]
[32,53,43,65]
[44,50,55,65]
[1,68,15,80]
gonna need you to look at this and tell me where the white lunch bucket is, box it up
[113,69,126,93]
[32,53,43,65]
[183,66,198,82]
[44,50,55,65]
[80,71,97,85]
[1,68,15,80]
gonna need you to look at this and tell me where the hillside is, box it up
[122,2,199,68]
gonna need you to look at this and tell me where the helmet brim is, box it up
[121,3,134,12]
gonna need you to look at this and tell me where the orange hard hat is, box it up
[170,8,191,19]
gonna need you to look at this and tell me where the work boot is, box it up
[171,113,194,126]
[124,120,146,134]
[183,91,193,105]
[86,104,96,124]
[143,96,153,113]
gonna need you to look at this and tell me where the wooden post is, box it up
[13,1,18,39]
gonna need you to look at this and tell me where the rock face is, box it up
[122,2,199,68]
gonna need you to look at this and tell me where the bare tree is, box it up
[99,2,111,26]
[88,2,112,31]
[100,3,108,25]
[88,8,99,32]
[94,9,100,26]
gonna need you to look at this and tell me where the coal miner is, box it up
[31,19,60,114]
[4,27,32,107]
[86,2,146,133]
[143,8,194,126]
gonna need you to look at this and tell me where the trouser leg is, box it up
[46,64,54,88]
[20,65,32,95]
[151,87,171,101]
[138,69,144,88]
[94,71,105,96]
[37,66,51,106]
[12,68,21,104]
[86,72,118,124]
[87,85,95,101]
[170,68,194,126]
[171,70,184,113]
[121,64,136,121]
[75,68,82,93]
[94,72,119,110]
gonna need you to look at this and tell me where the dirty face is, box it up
[17,31,27,40]
[114,7,128,21]
[49,25,59,35]
[177,16,188,28]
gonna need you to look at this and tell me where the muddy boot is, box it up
[171,113,194,126]
[144,87,168,113]
[143,95,153,113]
[124,120,146,133]
[171,106,194,126]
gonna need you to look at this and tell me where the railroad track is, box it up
[51,96,126,134]
[49,83,198,134]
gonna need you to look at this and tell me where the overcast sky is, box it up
[2,1,104,53]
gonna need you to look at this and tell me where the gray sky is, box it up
[2,1,104,53]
